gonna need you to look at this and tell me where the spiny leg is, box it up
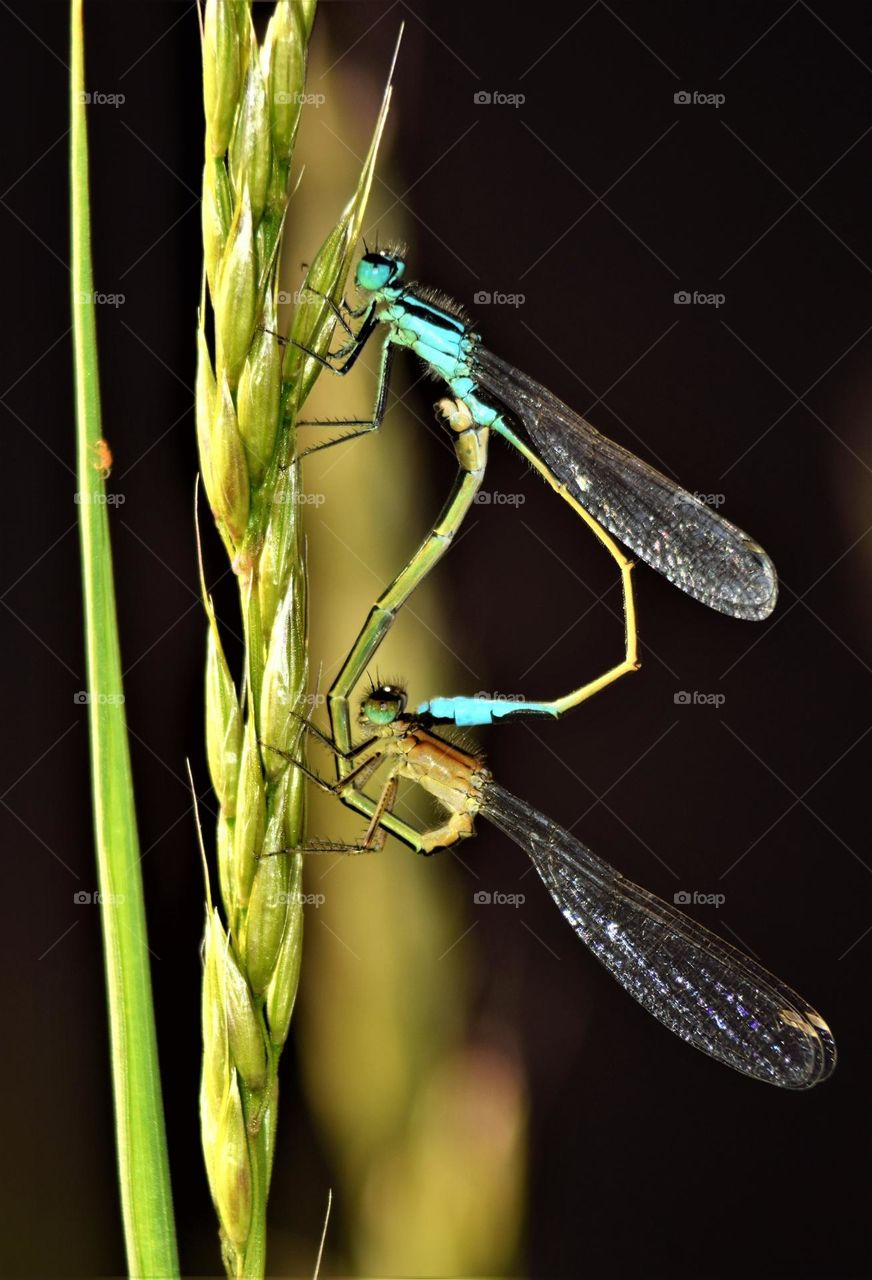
[359,774,399,847]
[298,285,359,339]
[258,738,396,855]
[260,731,386,793]
[265,720,478,855]
[260,837,380,858]
[268,729,437,852]
[295,342,396,460]
[294,305,382,376]
[339,778,476,854]
[297,283,371,329]
[268,774,470,857]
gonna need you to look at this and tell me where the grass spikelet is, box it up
[197,3,397,1272]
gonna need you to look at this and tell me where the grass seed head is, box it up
[205,625,243,814]
[243,786,291,994]
[266,1,306,163]
[214,1071,253,1249]
[203,0,243,157]
[222,935,268,1090]
[257,461,300,640]
[233,715,266,910]
[265,850,303,1047]
[202,158,233,300]
[211,373,251,543]
[231,59,272,225]
[236,293,282,486]
[258,581,306,774]
[216,187,257,391]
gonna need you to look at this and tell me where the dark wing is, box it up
[473,346,777,620]
[481,783,835,1088]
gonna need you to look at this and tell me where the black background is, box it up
[2,2,870,1276]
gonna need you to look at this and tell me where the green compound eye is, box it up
[363,685,407,725]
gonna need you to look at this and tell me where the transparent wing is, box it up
[473,346,777,620]
[481,782,835,1088]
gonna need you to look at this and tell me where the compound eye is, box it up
[356,253,396,292]
[363,685,407,725]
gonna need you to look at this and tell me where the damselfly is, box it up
[267,684,835,1091]
[297,248,777,761]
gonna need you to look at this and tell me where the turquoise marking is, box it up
[414,344,463,380]
[447,374,476,400]
[418,696,559,726]
[490,419,527,450]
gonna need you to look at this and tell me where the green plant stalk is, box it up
[70,2,178,1274]
[197,3,395,1274]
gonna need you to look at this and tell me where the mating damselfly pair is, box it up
[295,246,777,759]
[274,248,834,1089]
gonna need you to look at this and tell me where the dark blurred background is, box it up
[2,2,870,1276]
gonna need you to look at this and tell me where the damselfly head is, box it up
[356,251,405,293]
[362,684,407,726]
